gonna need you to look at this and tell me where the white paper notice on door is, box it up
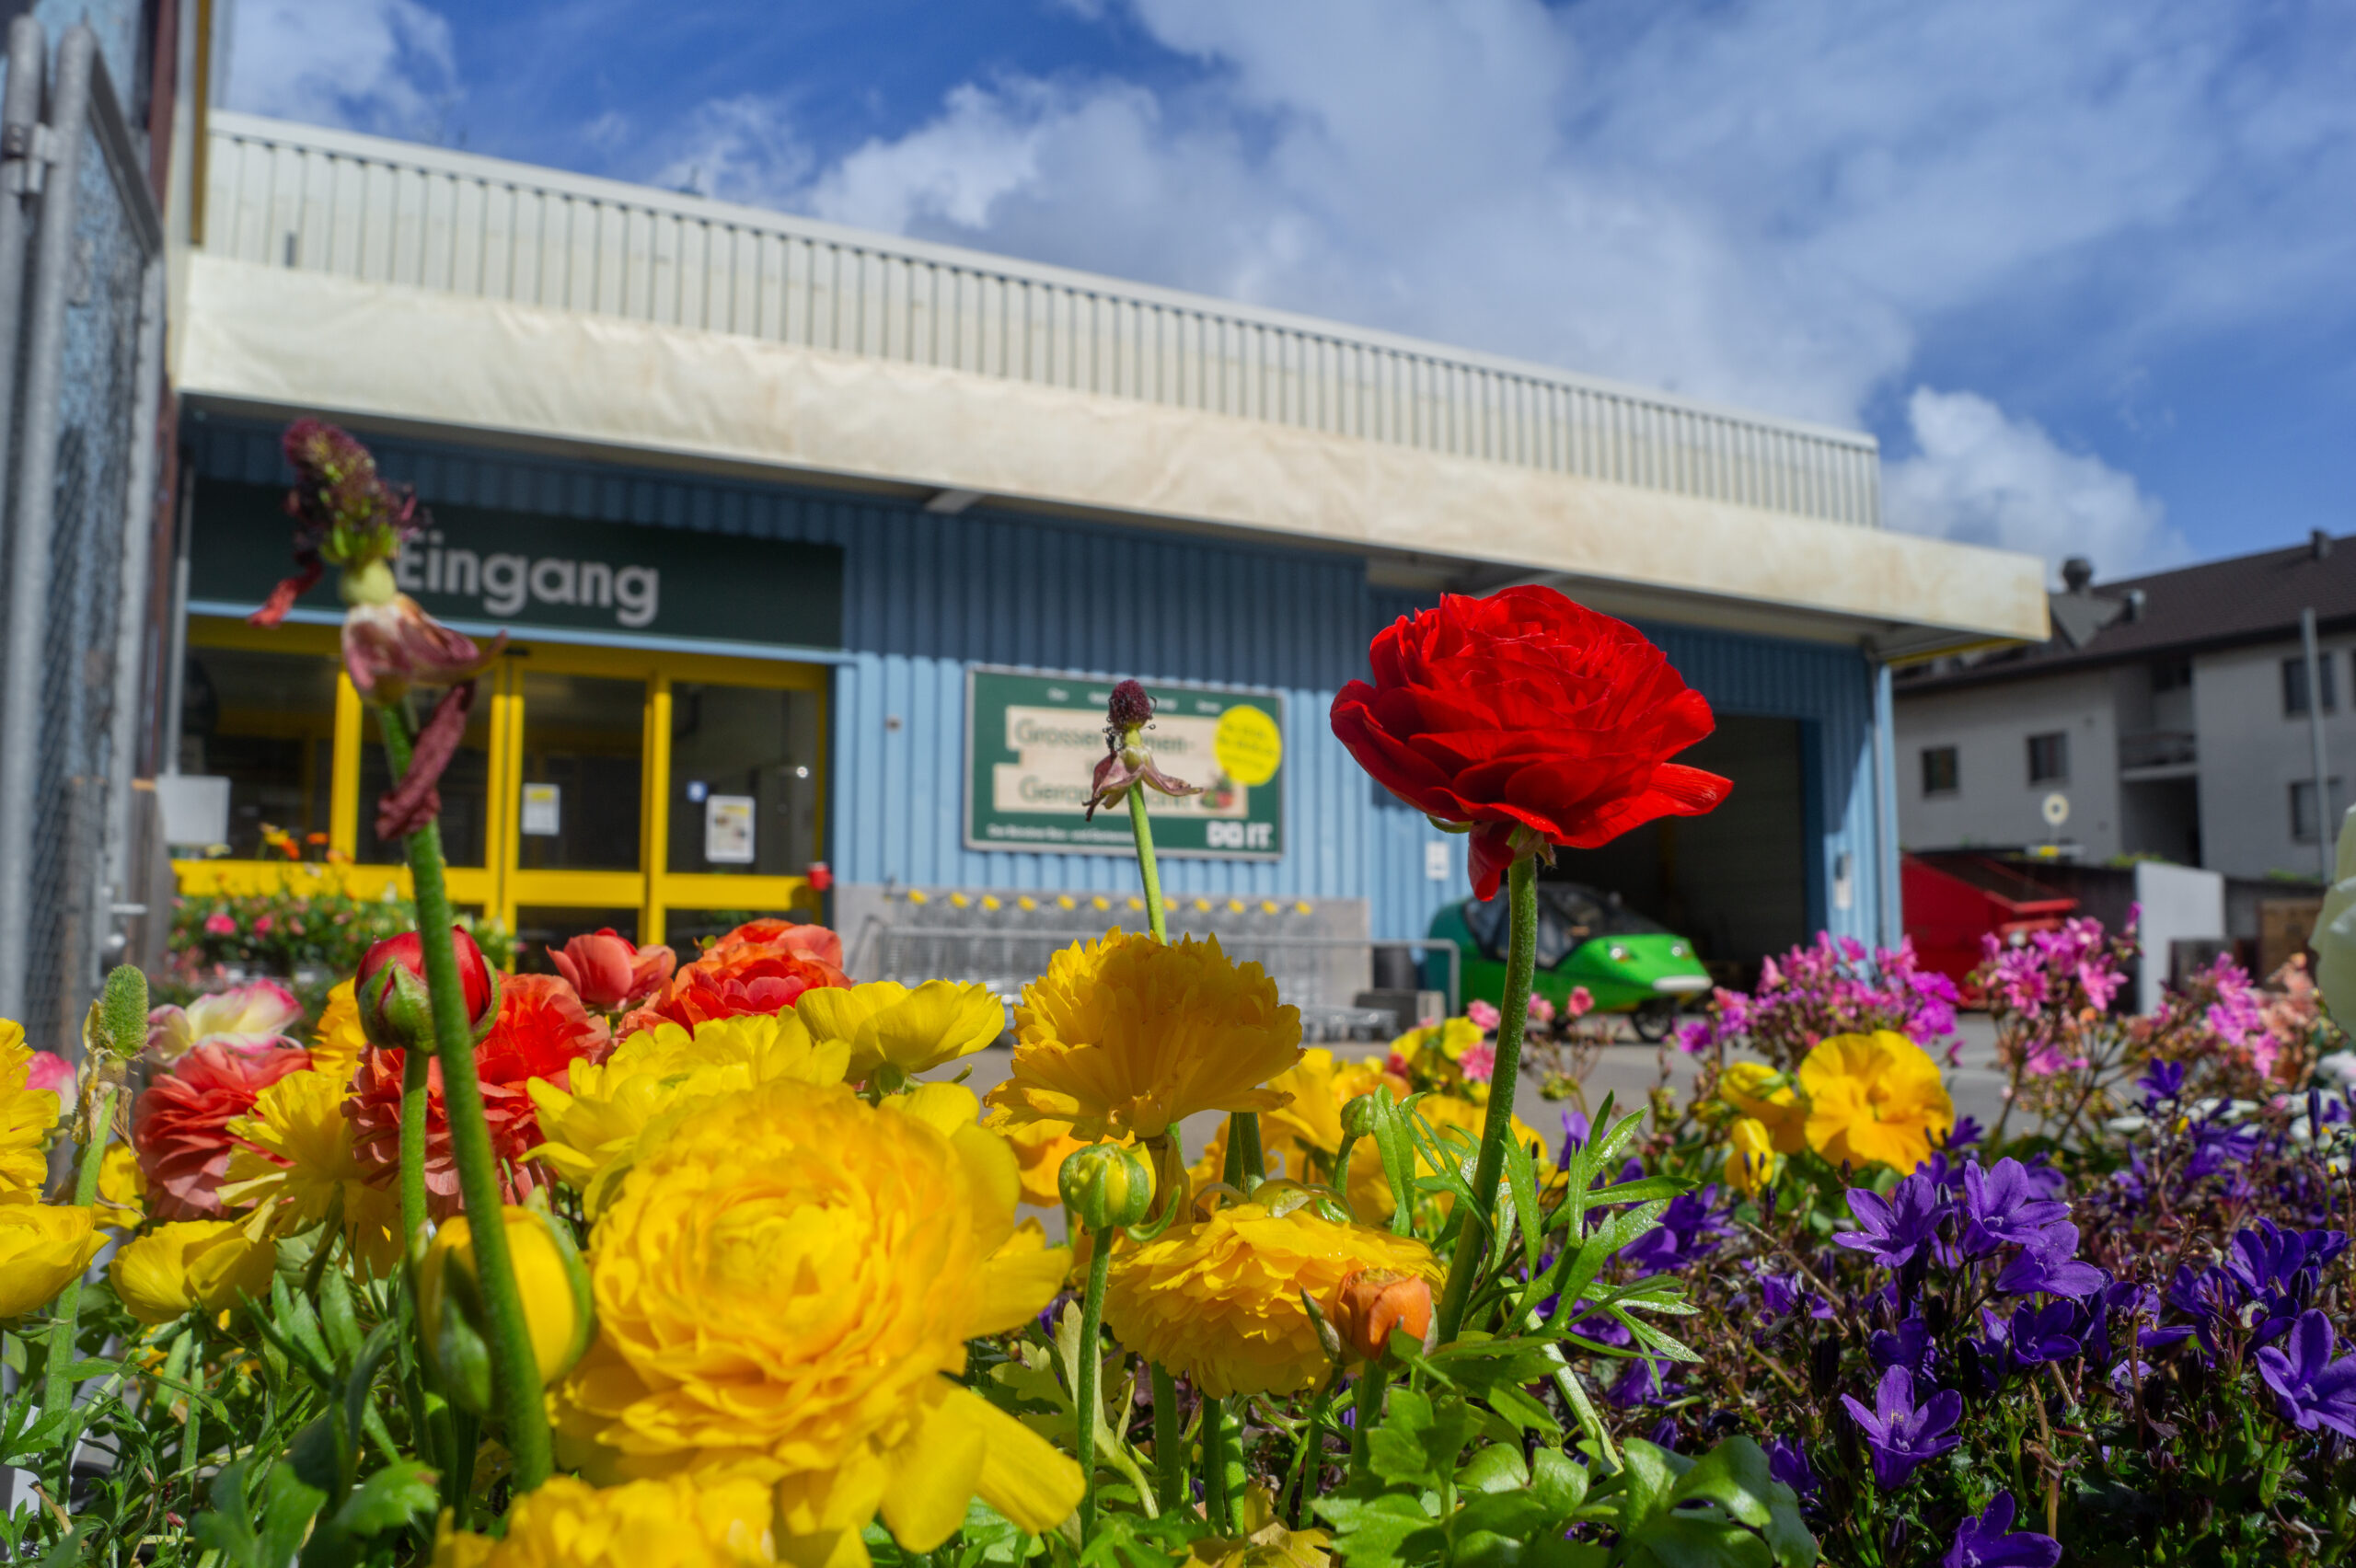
[521,783,561,836]
[705,794,756,864]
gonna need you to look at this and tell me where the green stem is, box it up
[1235,1113,1265,1195]
[376,702,433,1247]
[1152,1363,1185,1514]
[41,1084,117,1471]
[1288,1378,1334,1528]
[1074,1233,1115,1544]
[1433,855,1538,1346]
[1126,789,1167,942]
[1201,1394,1231,1531]
[376,697,553,1492]
[1349,1366,1389,1485]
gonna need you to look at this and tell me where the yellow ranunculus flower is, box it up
[1797,1031,1954,1175]
[554,1078,1081,1566]
[222,1069,402,1273]
[110,1220,277,1324]
[1102,1198,1439,1398]
[96,1143,145,1228]
[527,1013,849,1215]
[986,1111,1101,1209]
[1387,1018,1484,1066]
[1190,1485,1333,1568]
[430,1473,778,1566]
[1718,1062,1807,1155]
[0,1022,63,1205]
[796,980,1004,1083]
[1262,1050,1386,1159]
[421,1206,592,1411]
[1723,1117,1780,1197]
[0,1204,104,1320]
[987,931,1303,1141]
[307,979,369,1089]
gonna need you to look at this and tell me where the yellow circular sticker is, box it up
[1213,705,1283,788]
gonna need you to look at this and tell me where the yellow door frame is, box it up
[175,617,824,954]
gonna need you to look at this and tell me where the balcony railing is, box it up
[202,111,1883,530]
[2119,730,2198,771]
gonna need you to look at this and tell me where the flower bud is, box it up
[357,927,499,1048]
[1328,1268,1434,1363]
[1058,1141,1157,1232]
[1340,1092,1388,1140]
[417,1205,592,1413]
[1106,678,1155,733]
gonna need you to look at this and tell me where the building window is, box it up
[2151,658,2192,693]
[2284,653,2339,716]
[2027,732,2069,785]
[2293,778,2347,844]
[1921,746,1959,796]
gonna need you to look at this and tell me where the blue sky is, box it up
[222,0,2356,583]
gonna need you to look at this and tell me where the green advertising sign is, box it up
[964,667,1285,859]
[189,479,845,649]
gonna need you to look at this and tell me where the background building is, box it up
[1,4,2054,1042]
[1896,535,2356,882]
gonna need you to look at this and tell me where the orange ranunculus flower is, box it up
[618,921,848,1034]
[131,1044,314,1219]
[348,974,606,1217]
[1329,1268,1434,1363]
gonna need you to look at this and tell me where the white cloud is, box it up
[225,0,457,141]
[1884,389,2187,583]
[646,95,814,207]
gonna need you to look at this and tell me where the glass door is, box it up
[504,660,653,964]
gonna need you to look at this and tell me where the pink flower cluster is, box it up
[1978,917,2128,1018]
[1678,932,1959,1065]
[2200,955,2277,1077]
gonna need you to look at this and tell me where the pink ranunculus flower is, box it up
[1525,992,1556,1026]
[202,912,237,937]
[144,979,304,1064]
[1466,998,1501,1031]
[25,1051,74,1095]
[1459,1041,1496,1082]
[1565,986,1595,1019]
[548,928,676,1013]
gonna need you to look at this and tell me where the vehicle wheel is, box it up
[1631,1000,1677,1043]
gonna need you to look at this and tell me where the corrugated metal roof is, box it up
[201,110,1882,530]
[1901,534,2356,692]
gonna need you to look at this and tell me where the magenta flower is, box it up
[202,911,237,937]
[1467,998,1501,1030]
[24,1051,74,1096]
[1458,1042,1496,1082]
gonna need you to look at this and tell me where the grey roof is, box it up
[1900,534,2356,692]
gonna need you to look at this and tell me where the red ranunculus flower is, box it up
[131,1044,314,1219]
[617,919,848,1035]
[1331,587,1731,900]
[346,973,606,1216]
[548,928,676,1012]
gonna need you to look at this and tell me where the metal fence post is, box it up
[0,25,90,1025]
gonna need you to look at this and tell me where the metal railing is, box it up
[202,112,1883,530]
[2119,730,2197,771]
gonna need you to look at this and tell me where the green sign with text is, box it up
[964,667,1285,859]
[190,479,844,649]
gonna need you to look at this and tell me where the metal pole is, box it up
[0,17,46,521]
[159,467,194,774]
[0,25,93,1020]
[104,255,167,891]
[2304,606,2333,884]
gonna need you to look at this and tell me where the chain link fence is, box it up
[0,18,165,1047]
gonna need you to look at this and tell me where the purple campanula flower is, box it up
[1946,1114,1984,1150]
[1993,1224,2108,1299]
[1646,1415,1680,1450]
[1558,1107,1591,1162]
[2004,1300,2085,1366]
[1840,1365,1963,1489]
[1834,1174,1947,1269]
[2138,1058,2188,1108]
[1622,1188,1735,1276]
[2255,1309,2356,1438]
[1960,1158,2073,1256]
[1766,1436,1818,1499]
[2186,1119,2261,1182]
[2224,1219,2350,1297]
[1944,1491,2062,1568]
[1608,1355,1681,1407]
[1870,1316,1935,1378]
[1754,1267,1805,1319]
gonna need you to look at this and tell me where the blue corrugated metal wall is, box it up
[188,420,1885,949]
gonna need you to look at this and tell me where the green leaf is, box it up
[1611,1440,1680,1537]
[1313,1494,1442,1568]
[1457,1443,1529,1495]
[1500,1134,1544,1276]
[193,1460,329,1568]
[1613,1437,1816,1568]
[318,1262,364,1362]
[1365,1388,1477,1492]
[1529,1447,1589,1518]
[331,1458,439,1536]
